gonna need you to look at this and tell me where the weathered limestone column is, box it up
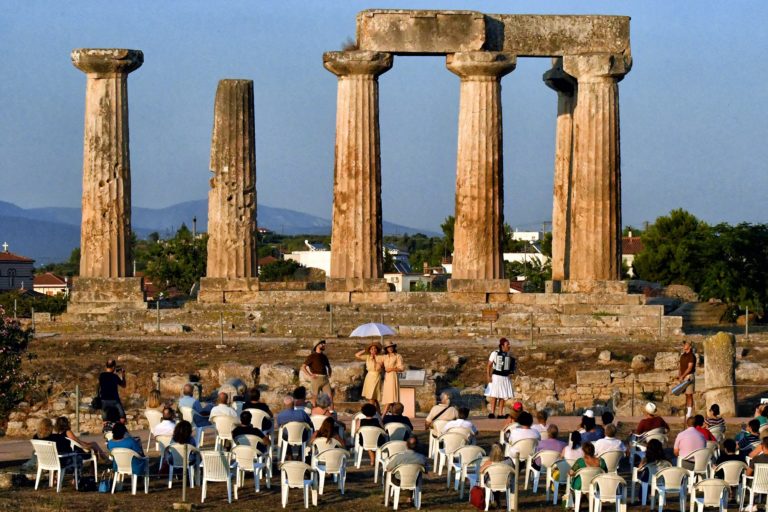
[543,58,576,287]
[446,52,516,295]
[198,80,260,303]
[71,49,143,278]
[67,49,146,315]
[206,80,258,278]
[561,54,630,286]
[323,51,392,294]
[704,332,737,416]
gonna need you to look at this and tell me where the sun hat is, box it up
[383,339,397,349]
[645,402,657,414]
[313,339,327,349]
[583,409,594,418]
[366,340,383,352]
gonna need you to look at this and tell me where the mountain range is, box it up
[0,199,438,265]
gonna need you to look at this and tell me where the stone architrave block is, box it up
[654,352,679,371]
[331,362,365,387]
[217,362,255,386]
[259,363,297,389]
[637,371,676,384]
[735,361,768,382]
[576,370,610,386]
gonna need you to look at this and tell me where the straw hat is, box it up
[383,339,397,349]
[312,339,327,349]
[366,340,383,352]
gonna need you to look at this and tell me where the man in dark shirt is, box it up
[738,419,761,451]
[243,387,273,431]
[232,410,269,453]
[99,358,126,420]
[302,340,332,405]
[382,402,413,430]
[679,341,696,420]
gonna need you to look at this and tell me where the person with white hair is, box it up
[209,392,237,419]
[635,402,669,435]
[424,391,458,429]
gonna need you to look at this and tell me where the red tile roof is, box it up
[622,236,644,255]
[258,255,278,266]
[33,272,67,286]
[0,251,34,263]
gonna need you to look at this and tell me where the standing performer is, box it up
[486,338,516,418]
[302,340,333,405]
[380,340,404,415]
[679,340,696,420]
[355,341,385,414]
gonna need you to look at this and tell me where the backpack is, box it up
[469,485,485,509]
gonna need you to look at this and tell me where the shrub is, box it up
[0,306,36,420]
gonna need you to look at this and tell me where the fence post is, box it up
[745,306,750,340]
[75,384,80,434]
[31,307,35,331]
[219,312,224,345]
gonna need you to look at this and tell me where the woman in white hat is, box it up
[380,340,404,415]
[355,341,385,414]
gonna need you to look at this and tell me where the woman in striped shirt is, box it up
[704,403,725,430]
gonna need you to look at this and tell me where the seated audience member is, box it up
[442,407,478,435]
[358,403,382,428]
[146,389,164,412]
[737,419,761,451]
[534,424,567,469]
[424,392,459,429]
[674,416,706,467]
[636,402,669,435]
[502,402,524,428]
[705,404,725,431]
[107,423,147,475]
[601,411,615,429]
[179,383,212,427]
[242,387,273,431]
[693,414,716,442]
[166,420,199,466]
[636,438,668,482]
[209,392,237,419]
[33,418,72,455]
[480,443,512,473]
[102,406,123,435]
[383,402,413,430]
[746,437,768,476]
[152,407,177,437]
[506,411,540,457]
[561,431,584,462]
[532,410,549,436]
[755,405,768,428]
[580,411,604,442]
[593,424,627,456]
[569,442,607,491]
[276,388,312,428]
[310,417,345,447]
[56,416,107,460]
[716,438,746,467]
[232,410,269,452]
[310,393,336,418]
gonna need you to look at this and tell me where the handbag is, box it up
[91,383,102,410]
[469,485,485,509]
[98,469,111,493]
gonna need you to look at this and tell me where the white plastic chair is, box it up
[679,448,713,483]
[165,443,200,489]
[233,401,244,415]
[630,460,671,505]
[310,414,330,432]
[355,426,387,468]
[566,466,605,512]
[386,463,424,510]
[31,440,79,492]
[144,409,163,451]
[384,422,412,441]
[110,447,149,495]
[529,449,562,493]
[280,461,317,508]
[600,450,625,474]
[436,432,468,476]
[480,462,517,512]
[449,445,485,500]
[244,408,273,434]
[180,406,215,447]
[690,478,728,512]
[280,422,312,463]
[232,444,269,493]
[68,438,98,478]
[707,425,725,443]
[741,463,768,512]
[200,450,237,503]
[428,419,449,460]
[505,437,538,489]
[651,466,690,512]
[315,447,348,495]
[589,473,627,512]
[349,412,367,440]
[548,459,572,504]
[374,440,408,484]
[631,428,668,464]
[155,434,172,454]
[709,460,746,503]
[212,415,239,451]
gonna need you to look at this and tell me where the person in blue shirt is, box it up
[178,383,211,427]
[107,423,147,476]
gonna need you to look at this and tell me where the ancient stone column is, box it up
[71,49,143,278]
[323,51,392,293]
[543,58,576,286]
[562,54,630,284]
[446,52,516,294]
[704,332,737,416]
[206,79,258,279]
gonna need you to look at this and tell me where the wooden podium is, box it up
[398,370,426,418]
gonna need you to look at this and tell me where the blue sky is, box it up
[0,1,766,233]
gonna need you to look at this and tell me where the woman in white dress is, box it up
[355,341,384,414]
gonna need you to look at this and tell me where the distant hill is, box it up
[0,199,438,265]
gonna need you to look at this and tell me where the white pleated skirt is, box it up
[485,374,515,399]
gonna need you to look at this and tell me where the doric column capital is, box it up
[562,53,631,83]
[71,48,143,78]
[323,51,393,78]
[543,57,576,95]
[446,51,516,80]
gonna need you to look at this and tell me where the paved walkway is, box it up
[0,415,748,467]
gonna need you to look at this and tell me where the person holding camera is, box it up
[99,358,127,420]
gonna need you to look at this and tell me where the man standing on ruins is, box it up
[302,340,333,405]
[486,338,516,418]
[679,340,696,420]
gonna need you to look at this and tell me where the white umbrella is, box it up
[349,322,397,338]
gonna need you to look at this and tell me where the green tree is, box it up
[259,259,308,282]
[142,225,207,294]
[0,306,36,420]
[440,216,455,254]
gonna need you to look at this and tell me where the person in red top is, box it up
[693,414,716,441]
[636,402,670,435]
